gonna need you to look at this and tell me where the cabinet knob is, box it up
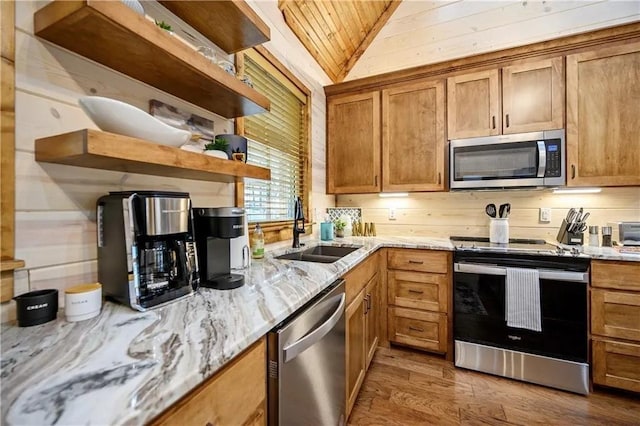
[408,260,424,265]
[409,326,424,333]
[438,172,441,185]
[408,289,424,295]
[374,175,378,187]
[505,114,510,128]
[571,164,576,179]
[492,116,496,129]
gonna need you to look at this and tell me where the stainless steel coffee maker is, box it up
[97,191,199,311]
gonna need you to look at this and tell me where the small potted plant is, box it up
[155,20,173,34]
[204,137,229,159]
[334,218,346,238]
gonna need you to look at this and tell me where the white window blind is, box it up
[243,52,308,223]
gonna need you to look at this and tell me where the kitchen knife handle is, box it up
[492,115,496,129]
[571,164,576,179]
[505,114,510,128]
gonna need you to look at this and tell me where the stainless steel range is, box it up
[451,236,590,394]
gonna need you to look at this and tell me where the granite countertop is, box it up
[2,235,637,425]
[0,236,452,425]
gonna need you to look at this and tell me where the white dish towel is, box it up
[505,267,542,332]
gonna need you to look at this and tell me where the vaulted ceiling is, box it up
[278,0,402,83]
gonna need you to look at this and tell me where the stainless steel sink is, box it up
[275,245,361,263]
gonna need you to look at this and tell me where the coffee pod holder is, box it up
[556,218,584,245]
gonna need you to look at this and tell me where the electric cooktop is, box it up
[450,236,561,254]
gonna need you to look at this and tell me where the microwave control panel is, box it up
[545,140,562,177]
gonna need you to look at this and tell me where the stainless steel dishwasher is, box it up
[267,279,346,426]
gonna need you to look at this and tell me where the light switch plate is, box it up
[540,207,551,223]
[389,208,396,220]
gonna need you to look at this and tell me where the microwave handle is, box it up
[455,262,588,283]
[537,141,546,178]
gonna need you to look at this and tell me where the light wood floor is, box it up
[348,346,640,425]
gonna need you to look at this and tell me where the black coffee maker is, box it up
[193,207,246,290]
[97,191,199,310]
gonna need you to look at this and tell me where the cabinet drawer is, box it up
[592,289,640,341]
[387,249,450,274]
[592,261,640,291]
[388,307,447,353]
[344,252,378,306]
[592,339,640,393]
[388,270,448,312]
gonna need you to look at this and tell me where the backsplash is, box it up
[337,187,640,241]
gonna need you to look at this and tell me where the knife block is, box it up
[556,219,584,245]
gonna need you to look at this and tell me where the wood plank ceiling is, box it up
[278,0,402,83]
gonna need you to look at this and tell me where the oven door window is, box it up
[454,271,587,362]
[453,141,539,181]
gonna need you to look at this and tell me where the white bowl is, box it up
[78,96,191,147]
[204,150,229,159]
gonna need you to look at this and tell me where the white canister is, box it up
[489,218,509,244]
[65,283,102,322]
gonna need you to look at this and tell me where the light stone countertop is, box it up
[2,235,637,426]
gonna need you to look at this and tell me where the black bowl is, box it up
[13,289,58,327]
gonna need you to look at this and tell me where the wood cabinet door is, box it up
[152,338,266,426]
[447,69,501,139]
[566,42,640,186]
[364,272,380,369]
[327,91,381,194]
[592,339,640,393]
[502,57,564,134]
[387,249,450,274]
[345,289,366,417]
[592,260,640,292]
[382,79,446,191]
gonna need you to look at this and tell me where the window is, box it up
[238,48,310,231]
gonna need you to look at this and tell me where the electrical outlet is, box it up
[539,207,552,223]
[389,208,396,220]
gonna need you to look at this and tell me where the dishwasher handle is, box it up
[283,293,345,363]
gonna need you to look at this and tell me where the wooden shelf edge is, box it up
[1,259,25,272]
[35,129,271,182]
[33,0,270,118]
[158,0,270,54]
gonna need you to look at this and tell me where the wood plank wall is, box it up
[337,188,640,241]
[346,0,640,80]
[0,1,334,323]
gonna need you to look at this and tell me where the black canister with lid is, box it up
[13,289,58,327]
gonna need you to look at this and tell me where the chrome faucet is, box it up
[292,196,305,248]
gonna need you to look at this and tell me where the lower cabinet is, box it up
[344,252,380,417]
[151,338,266,426]
[591,260,640,393]
[387,249,452,356]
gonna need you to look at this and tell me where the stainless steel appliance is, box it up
[193,207,247,290]
[97,191,199,311]
[620,222,640,246]
[451,237,590,394]
[450,129,565,189]
[268,279,346,426]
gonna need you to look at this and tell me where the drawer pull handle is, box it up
[409,326,424,332]
[408,289,424,294]
[408,260,424,264]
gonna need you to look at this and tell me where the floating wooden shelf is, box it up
[158,0,270,54]
[1,259,25,273]
[35,129,271,183]
[33,0,270,118]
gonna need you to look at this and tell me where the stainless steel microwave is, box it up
[449,129,565,190]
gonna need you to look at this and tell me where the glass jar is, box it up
[589,226,599,247]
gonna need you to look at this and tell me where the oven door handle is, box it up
[455,263,588,283]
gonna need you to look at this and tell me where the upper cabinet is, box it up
[327,78,447,194]
[33,0,270,118]
[382,80,446,192]
[566,42,640,187]
[447,57,564,139]
[327,92,381,194]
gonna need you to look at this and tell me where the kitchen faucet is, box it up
[292,196,305,248]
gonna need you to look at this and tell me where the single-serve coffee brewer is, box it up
[193,207,248,290]
[97,191,199,311]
